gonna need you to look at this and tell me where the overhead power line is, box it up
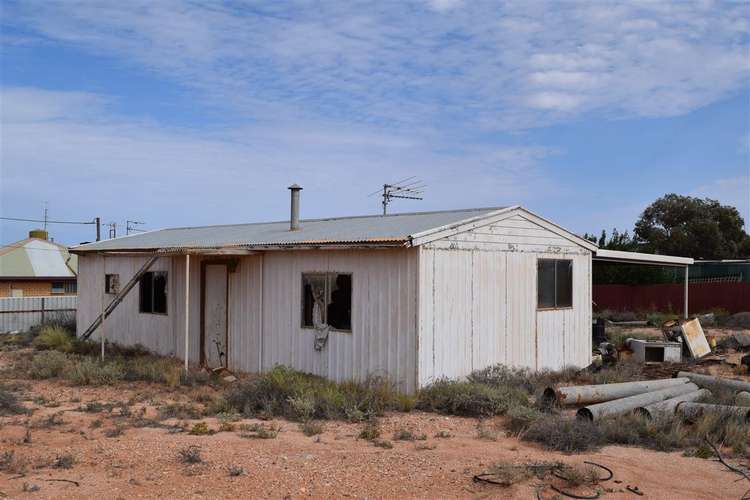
[0,216,95,225]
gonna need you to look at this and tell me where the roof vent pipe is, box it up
[288,184,302,231]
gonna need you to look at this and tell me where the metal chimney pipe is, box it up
[288,184,302,231]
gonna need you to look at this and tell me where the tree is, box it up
[634,194,749,259]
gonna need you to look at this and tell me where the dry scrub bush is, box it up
[224,366,411,421]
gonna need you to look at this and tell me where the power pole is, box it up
[43,202,49,231]
[107,222,117,239]
[95,217,101,241]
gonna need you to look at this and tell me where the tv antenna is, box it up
[126,220,146,235]
[368,176,426,215]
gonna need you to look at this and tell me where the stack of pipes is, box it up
[543,372,750,422]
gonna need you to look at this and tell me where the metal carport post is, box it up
[592,249,694,319]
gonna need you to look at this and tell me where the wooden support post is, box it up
[184,254,190,373]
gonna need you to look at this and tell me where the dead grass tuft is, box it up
[178,446,202,464]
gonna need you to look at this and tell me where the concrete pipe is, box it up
[735,391,750,407]
[676,402,750,423]
[542,377,690,407]
[577,382,699,421]
[634,389,711,420]
[676,372,750,394]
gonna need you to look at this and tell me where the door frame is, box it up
[200,260,230,368]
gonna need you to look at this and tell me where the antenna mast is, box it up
[126,220,146,235]
[369,176,426,215]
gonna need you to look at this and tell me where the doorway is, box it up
[201,262,229,369]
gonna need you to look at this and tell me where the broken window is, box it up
[139,271,168,314]
[537,259,573,309]
[301,272,352,331]
[105,274,119,294]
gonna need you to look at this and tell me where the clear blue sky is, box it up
[1,0,748,246]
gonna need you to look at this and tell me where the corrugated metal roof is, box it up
[0,238,78,277]
[72,207,506,252]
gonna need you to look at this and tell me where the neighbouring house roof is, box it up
[0,238,78,278]
[72,206,599,253]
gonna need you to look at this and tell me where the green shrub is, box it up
[523,416,603,452]
[358,420,381,440]
[123,356,182,386]
[158,403,202,420]
[505,405,543,434]
[64,358,125,385]
[238,422,281,439]
[416,379,528,417]
[189,422,215,435]
[300,420,324,436]
[32,326,75,353]
[223,366,406,421]
[30,351,70,379]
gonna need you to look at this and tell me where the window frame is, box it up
[64,281,77,294]
[537,258,573,310]
[139,271,168,315]
[51,281,65,294]
[300,271,353,333]
[105,273,119,294]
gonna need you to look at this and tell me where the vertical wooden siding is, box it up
[77,249,418,392]
[261,249,418,392]
[77,254,175,357]
[418,213,592,385]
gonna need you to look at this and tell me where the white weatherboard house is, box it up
[72,188,692,393]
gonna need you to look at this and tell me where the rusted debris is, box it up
[676,371,750,394]
[626,485,644,496]
[736,391,750,407]
[577,382,699,421]
[542,378,690,407]
[681,318,711,359]
[676,401,750,422]
[635,388,711,420]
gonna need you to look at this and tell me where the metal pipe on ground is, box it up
[676,371,750,394]
[676,402,750,423]
[542,377,690,407]
[634,389,711,420]
[735,391,750,407]
[577,382,699,421]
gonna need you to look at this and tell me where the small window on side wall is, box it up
[139,271,168,314]
[301,272,352,332]
[105,274,119,294]
[51,282,65,294]
[537,259,572,309]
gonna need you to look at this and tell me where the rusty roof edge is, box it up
[72,239,408,255]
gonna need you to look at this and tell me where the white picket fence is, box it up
[0,296,77,333]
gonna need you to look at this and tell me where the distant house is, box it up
[71,187,690,391]
[0,230,78,297]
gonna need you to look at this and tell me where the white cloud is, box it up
[2,1,747,131]
[426,0,464,12]
[0,87,553,244]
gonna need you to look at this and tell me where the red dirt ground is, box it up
[2,375,748,499]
